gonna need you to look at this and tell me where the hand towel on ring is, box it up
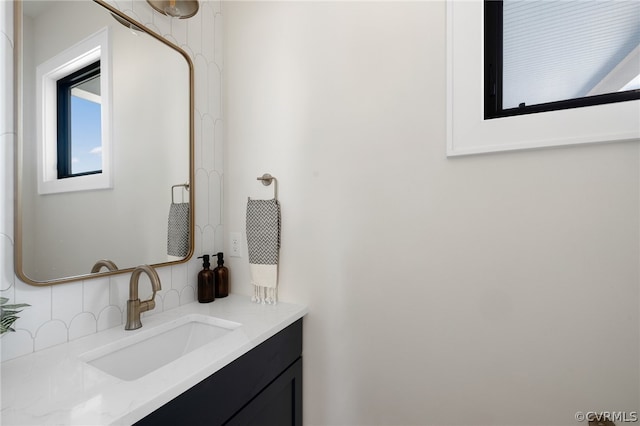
[246,198,281,304]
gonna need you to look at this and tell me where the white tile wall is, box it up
[0,0,223,362]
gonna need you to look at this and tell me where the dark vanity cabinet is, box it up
[135,319,303,426]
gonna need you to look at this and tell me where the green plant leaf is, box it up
[0,299,30,334]
[3,304,30,310]
[1,315,19,334]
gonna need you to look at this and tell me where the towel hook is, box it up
[171,183,190,204]
[257,173,278,199]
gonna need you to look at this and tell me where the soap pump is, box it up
[214,252,229,298]
[197,254,215,303]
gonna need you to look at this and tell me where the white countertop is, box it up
[1,295,307,425]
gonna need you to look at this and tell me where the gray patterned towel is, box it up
[167,203,190,257]
[246,198,281,304]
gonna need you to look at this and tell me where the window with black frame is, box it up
[484,0,640,119]
[56,60,103,178]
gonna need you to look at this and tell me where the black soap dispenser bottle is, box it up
[197,255,215,303]
[214,252,229,298]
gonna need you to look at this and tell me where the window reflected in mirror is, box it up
[57,60,103,178]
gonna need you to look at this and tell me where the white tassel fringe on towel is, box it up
[246,198,281,304]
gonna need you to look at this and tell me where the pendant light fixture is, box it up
[146,0,199,19]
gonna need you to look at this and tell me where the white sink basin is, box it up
[81,314,241,381]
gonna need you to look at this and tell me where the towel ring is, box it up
[257,173,278,199]
[171,183,190,204]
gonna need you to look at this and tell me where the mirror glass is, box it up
[17,0,193,284]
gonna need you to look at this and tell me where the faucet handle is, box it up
[139,299,156,314]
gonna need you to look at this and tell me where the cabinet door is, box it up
[225,357,302,426]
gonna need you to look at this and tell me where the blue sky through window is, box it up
[70,96,102,174]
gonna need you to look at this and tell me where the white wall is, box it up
[223,2,640,425]
[1,0,224,361]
